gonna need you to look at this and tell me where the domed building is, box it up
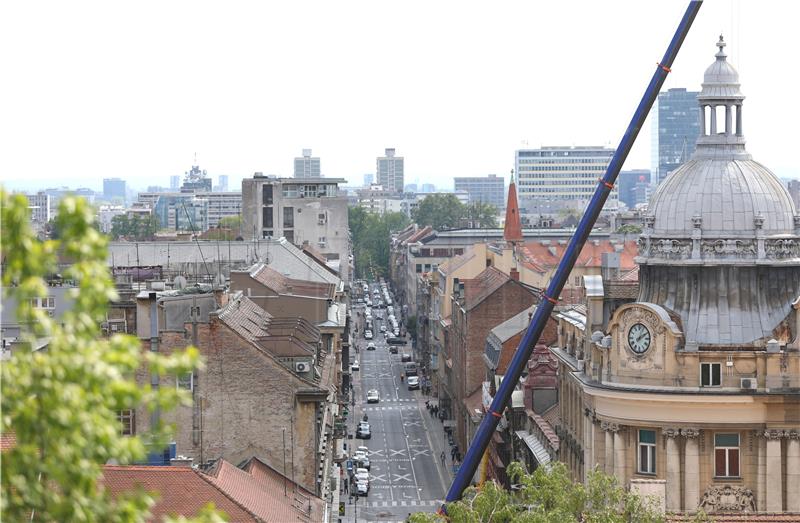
[550,37,800,516]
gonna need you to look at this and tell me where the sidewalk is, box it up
[416,394,456,488]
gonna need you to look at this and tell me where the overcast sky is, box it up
[2,1,798,192]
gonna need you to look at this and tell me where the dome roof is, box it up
[699,36,743,99]
[649,158,797,238]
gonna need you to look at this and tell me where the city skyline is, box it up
[2,2,799,193]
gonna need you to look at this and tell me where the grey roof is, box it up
[649,159,797,238]
[583,274,604,297]
[516,430,551,466]
[699,36,744,100]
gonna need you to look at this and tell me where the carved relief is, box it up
[699,485,756,513]
[681,428,700,439]
[651,239,691,258]
[700,239,757,258]
[765,239,800,258]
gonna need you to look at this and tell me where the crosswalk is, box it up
[365,499,442,508]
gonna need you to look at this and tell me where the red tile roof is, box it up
[217,295,272,343]
[207,459,323,523]
[463,266,511,311]
[251,264,334,299]
[102,465,259,522]
[243,458,323,516]
[406,226,434,244]
[520,240,638,272]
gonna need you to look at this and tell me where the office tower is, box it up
[618,169,652,209]
[218,175,229,192]
[363,173,374,187]
[22,192,51,225]
[103,178,127,202]
[788,179,800,208]
[420,183,435,193]
[650,87,701,185]
[170,175,181,190]
[294,149,321,178]
[515,146,618,205]
[454,174,505,208]
[376,148,404,193]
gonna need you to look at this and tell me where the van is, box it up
[404,362,418,377]
[387,337,405,345]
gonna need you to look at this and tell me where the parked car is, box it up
[407,375,420,390]
[351,360,360,371]
[356,421,371,439]
[355,467,370,484]
[379,325,387,333]
[387,337,405,345]
[366,389,380,403]
[353,447,370,469]
[355,479,369,496]
[367,342,376,351]
[389,346,398,354]
[401,353,411,362]
[364,330,373,340]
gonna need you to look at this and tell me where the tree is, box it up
[463,201,498,229]
[409,462,675,523]
[616,224,643,235]
[110,213,159,240]
[349,208,409,279]
[217,215,242,234]
[1,191,208,522]
[412,194,464,230]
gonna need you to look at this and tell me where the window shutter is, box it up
[712,364,721,386]
[715,449,726,476]
[701,364,709,386]
[729,449,739,476]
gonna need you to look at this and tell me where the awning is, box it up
[515,430,551,466]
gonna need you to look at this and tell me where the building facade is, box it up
[294,149,321,178]
[241,175,351,281]
[650,87,701,186]
[377,148,404,193]
[618,169,652,209]
[553,37,800,516]
[454,174,505,209]
[21,191,51,226]
[515,146,618,207]
[136,191,242,231]
[103,177,127,202]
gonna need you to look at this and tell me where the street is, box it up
[342,282,453,523]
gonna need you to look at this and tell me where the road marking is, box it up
[369,473,387,483]
[389,449,407,457]
[412,449,430,457]
[393,473,412,482]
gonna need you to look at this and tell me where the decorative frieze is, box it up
[765,239,800,258]
[699,484,756,513]
[637,236,799,261]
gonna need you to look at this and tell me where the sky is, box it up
[2,1,799,193]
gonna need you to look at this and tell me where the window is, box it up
[118,409,135,436]
[638,429,656,474]
[284,230,294,243]
[29,297,56,309]
[416,264,422,273]
[262,230,273,239]
[176,373,193,391]
[262,184,273,205]
[318,236,327,246]
[262,207,273,228]
[714,433,740,477]
[701,363,721,387]
[283,207,294,228]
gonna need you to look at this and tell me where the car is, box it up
[389,346,398,354]
[353,450,370,470]
[351,360,359,371]
[366,389,380,403]
[387,337,405,345]
[379,325,387,333]
[367,342,376,351]
[356,421,371,439]
[364,330,373,340]
[393,329,400,336]
[401,353,411,362]
[355,479,369,496]
[407,375,420,390]
[354,467,370,484]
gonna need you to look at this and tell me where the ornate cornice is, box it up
[637,235,800,263]
[681,428,701,439]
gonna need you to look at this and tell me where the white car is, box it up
[355,479,369,496]
[367,342,376,351]
[407,375,420,390]
[379,325,387,333]
[366,389,380,403]
[364,330,373,340]
[351,360,360,371]
[355,467,370,483]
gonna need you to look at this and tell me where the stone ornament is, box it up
[764,428,787,440]
[699,485,756,513]
[638,236,799,261]
[662,427,679,439]
[681,428,700,439]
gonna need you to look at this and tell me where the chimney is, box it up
[510,268,520,281]
[170,455,193,468]
[601,252,620,281]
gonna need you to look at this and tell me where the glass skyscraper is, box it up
[650,88,701,186]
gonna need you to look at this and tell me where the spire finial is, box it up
[510,168,515,184]
[716,34,727,59]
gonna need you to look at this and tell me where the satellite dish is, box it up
[173,275,187,290]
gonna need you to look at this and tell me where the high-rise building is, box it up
[294,149,321,178]
[170,175,181,190]
[377,148,404,193]
[788,179,800,208]
[650,87,701,186]
[617,169,652,209]
[454,174,505,208]
[515,146,618,206]
[363,173,374,187]
[420,183,436,193]
[103,178,127,202]
[217,175,229,192]
[242,175,351,280]
[180,164,212,192]
[21,192,51,225]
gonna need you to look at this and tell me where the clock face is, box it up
[627,323,651,354]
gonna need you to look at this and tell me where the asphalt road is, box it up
[343,283,449,523]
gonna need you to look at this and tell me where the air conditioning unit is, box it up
[740,378,757,390]
[295,361,310,373]
[47,310,55,317]
[318,219,326,225]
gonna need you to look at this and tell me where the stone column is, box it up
[584,408,595,482]
[682,428,700,511]
[603,422,615,476]
[787,430,800,512]
[614,427,627,487]
[765,429,784,512]
[710,105,717,134]
[664,428,681,512]
[756,430,766,512]
[725,104,732,135]
[736,104,742,136]
[700,104,706,135]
